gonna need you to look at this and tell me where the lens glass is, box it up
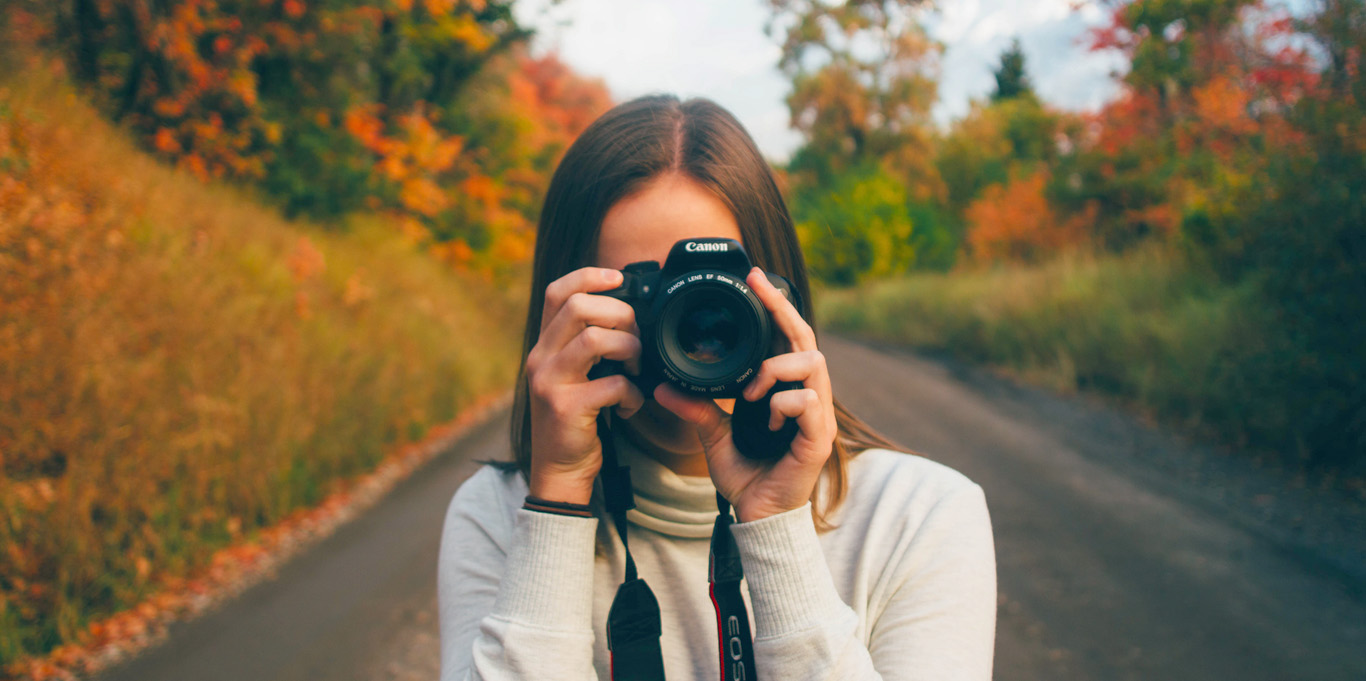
[677,304,739,364]
[655,274,771,394]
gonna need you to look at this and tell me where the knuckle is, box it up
[544,279,568,310]
[600,296,632,327]
[546,400,573,422]
[578,325,606,353]
[751,360,770,381]
[543,388,577,419]
[564,292,591,319]
[529,374,555,403]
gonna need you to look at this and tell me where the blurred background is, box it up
[1,0,1362,679]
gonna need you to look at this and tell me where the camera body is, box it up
[590,237,799,398]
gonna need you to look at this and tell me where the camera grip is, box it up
[730,381,802,462]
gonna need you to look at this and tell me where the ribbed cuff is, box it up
[491,508,599,630]
[728,502,846,639]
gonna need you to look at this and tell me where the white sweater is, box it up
[437,438,996,681]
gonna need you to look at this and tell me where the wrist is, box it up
[524,495,593,518]
[734,499,806,523]
[529,470,597,506]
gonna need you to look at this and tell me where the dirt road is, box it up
[93,335,1366,680]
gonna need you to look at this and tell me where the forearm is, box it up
[730,504,885,680]
[441,507,602,681]
[730,489,996,681]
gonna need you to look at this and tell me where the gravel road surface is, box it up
[93,335,1366,681]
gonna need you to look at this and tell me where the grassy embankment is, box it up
[0,53,523,666]
[817,247,1283,458]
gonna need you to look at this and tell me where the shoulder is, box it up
[827,448,994,599]
[846,447,984,512]
[443,464,528,546]
[833,448,991,548]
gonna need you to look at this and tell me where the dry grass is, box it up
[0,50,522,666]
[817,247,1270,441]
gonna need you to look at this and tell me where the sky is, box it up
[512,0,1130,162]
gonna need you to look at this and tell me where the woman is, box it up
[438,95,996,680]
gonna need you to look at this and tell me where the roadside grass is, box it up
[0,51,523,665]
[816,247,1276,454]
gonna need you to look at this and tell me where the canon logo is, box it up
[685,241,728,253]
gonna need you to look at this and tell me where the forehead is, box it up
[595,173,742,270]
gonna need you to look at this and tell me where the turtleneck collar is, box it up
[612,428,719,538]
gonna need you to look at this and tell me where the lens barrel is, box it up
[652,271,771,397]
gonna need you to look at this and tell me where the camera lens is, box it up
[677,305,739,364]
[654,277,771,395]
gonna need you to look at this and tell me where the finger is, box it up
[530,372,643,429]
[544,326,642,381]
[741,350,832,403]
[541,267,625,334]
[768,387,827,441]
[579,373,645,419]
[747,267,816,353]
[653,383,730,450]
[539,291,639,364]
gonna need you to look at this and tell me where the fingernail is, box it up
[607,269,623,284]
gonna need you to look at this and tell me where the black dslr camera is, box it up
[590,237,802,460]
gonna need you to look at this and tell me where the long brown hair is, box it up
[509,95,897,529]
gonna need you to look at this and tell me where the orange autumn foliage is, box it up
[0,49,522,674]
[329,48,610,274]
[13,0,557,269]
[409,47,610,274]
[966,169,1086,263]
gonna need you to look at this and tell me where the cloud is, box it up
[516,0,1126,159]
[516,0,801,161]
[929,0,1124,125]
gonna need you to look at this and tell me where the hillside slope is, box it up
[0,48,523,670]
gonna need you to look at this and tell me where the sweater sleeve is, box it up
[437,468,604,681]
[730,484,996,681]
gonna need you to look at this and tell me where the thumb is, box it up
[653,384,729,449]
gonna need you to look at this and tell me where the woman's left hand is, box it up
[654,267,837,523]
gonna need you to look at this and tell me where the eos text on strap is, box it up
[597,413,761,681]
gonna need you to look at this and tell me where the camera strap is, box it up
[709,492,758,681]
[599,414,667,681]
[597,414,759,681]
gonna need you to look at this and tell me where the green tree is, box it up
[792,164,918,285]
[769,0,941,192]
[769,0,948,281]
[1219,0,1366,464]
[937,96,1066,216]
[990,38,1032,102]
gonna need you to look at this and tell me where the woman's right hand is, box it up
[526,267,645,505]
